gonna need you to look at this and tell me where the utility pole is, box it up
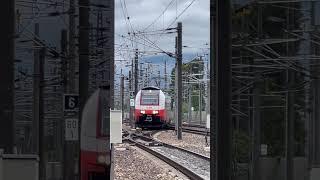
[286,7,294,180]
[61,29,68,180]
[216,0,232,180]
[251,77,261,180]
[79,0,90,178]
[140,63,143,89]
[175,37,178,134]
[206,55,210,118]
[129,71,134,128]
[177,22,182,140]
[135,49,139,95]
[286,69,295,180]
[121,70,124,120]
[199,56,203,125]
[39,47,46,180]
[309,1,320,169]
[188,84,192,124]
[210,0,216,179]
[251,5,262,180]
[199,83,202,125]
[69,0,76,90]
[0,0,15,154]
[33,23,46,180]
[165,60,167,91]
[62,27,77,180]
[311,0,320,169]
[33,23,40,155]
[132,59,134,87]
[145,66,149,87]
[158,70,161,87]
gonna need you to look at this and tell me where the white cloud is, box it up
[115,0,210,68]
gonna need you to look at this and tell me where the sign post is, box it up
[63,94,79,179]
[129,91,135,128]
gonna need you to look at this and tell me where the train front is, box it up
[134,87,167,128]
[80,88,110,180]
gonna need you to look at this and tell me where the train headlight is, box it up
[153,110,158,114]
[97,155,106,164]
[141,110,145,114]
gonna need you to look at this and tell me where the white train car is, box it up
[134,87,170,128]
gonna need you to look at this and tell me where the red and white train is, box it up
[80,88,110,180]
[134,86,170,128]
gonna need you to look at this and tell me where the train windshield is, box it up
[141,90,159,105]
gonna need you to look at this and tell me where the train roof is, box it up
[141,86,160,90]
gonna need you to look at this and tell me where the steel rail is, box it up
[133,133,210,161]
[126,138,206,180]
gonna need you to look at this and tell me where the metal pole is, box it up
[39,47,46,180]
[69,0,76,91]
[121,71,124,120]
[206,55,210,119]
[165,60,167,91]
[188,85,192,124]
[286,7,294,180]
[216,0,232,179]
[129,71,134,128]
[175,60,178,134]
[79,0,90,178]
[199,56,203,125]
[135,49,139,95]
[199,83,202,125]
[210,0,216,179]
[0,0,15,154]
[140,63,143,89]
[309,1,320,168]
[33,23,40,155]
[307,0,315,171]
[177,22,183,140]
[286,70,295,180]
[158,70,161,87]
[61,29,68,180]
[251,77,261,180]
[62,28,76,180]
[133,49,138,129]
[251,5,262,180]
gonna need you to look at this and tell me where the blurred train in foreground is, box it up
[81,88,110,180]
[135,87,171,128]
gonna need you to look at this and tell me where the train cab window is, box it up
[141,96,159,105]
[141,90,159,105]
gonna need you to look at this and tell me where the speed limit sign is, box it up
[63,94,79,112]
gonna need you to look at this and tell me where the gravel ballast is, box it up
[153,130,210,157]
[151,146,210,180]
[113,143,189,180]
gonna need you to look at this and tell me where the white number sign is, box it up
[130,99,135,107]
[65,119,79,141]
[63,94,79,112]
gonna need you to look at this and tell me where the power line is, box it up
[167,0,197,28]
[143,0,176,31]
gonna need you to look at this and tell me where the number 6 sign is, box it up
[63,94,79,112]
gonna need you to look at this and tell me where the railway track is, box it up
[124,131,210,180]
[167,124,210,136]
